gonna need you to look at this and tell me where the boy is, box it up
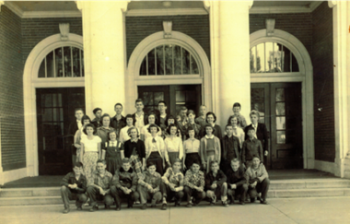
[137,162,163,210]
[232,102,247,129]
[60,162,88,213]
[86,160,114,212]
[68,108,84,164]
[157,101,168,132]
[133,99,148,130]
[221,124,241,171]
[91,108,102,128]
[110,158,139,210]
[226,158,247,205]
[184,160,206,207]
[195,105,207,129]
[205,161,228,206]
[242,126,263,167]
[111,103,126,138]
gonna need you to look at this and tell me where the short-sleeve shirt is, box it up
[81,136,102,152]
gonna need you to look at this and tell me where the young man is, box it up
[195,105,207,129]
[86,160,114,212]
[184,160,206,207]
[221,124,241,171]
[205,161,228,206]
[111,103,126,138]
[177,106,188,140]
[91,108,103,128]
[232,102,247,129]
[157,101,168,132]
[137,162,164,210]
[68,108,84,164]
[226,158,248,205]
[245,156,270,204]
[242,126,263,168]
[133,99,148,130]
[60,162,88,213]
[110,158,139,210]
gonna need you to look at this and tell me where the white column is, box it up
[77,1,128,117]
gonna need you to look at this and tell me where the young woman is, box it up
[80,124,102,185]
[96,114,116,147]
[227,115,245,148]
[164,124,184,166]
[119,114,138,144]
[141,113,162,141]
[183,127,201,170]
[102,130,122,175]
[200,124,221,173]
[144,124,170,175]
[200,112,222,139]
[74,115,91,163]
[164,115,182,138]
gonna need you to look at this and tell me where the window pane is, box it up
[43,108,53,122]
[176,91,185,102]
[276,88,285,101]
[55,48,63,77]
[38,58,46,78]
[250,46,256,73]
[182,48,190,74]
[147,49,155,75]
[63,47,72,77]
[276,117,286,130]
[191,55,199,74]
[174,46,182,74]
[72,47,81,77]
[156,46,164,75]
[256,43,265,72]
[154,92,164,105]
[140,57,147,76]
[276,102,285,116]
[186,90,196,102]
[46,51,55,77]
[277,131,286,144]
[291,53,299,72]
[142,92,153,105]
[164,45,173,75]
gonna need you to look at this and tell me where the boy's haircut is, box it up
[122,158,130,164]
[252,155,261,161]
[83,123,96,135]
[210,160,218,167]
[127,126,140,137]
[135,98,143,104]
[250,110,260,118]
[96,159,106,165]
[233,102,241,108]
[73,161,83,168]
[188,109,196,116]
[180,106,188,111]
[158,101,167,106]
[231,158,240,164]
[206,112,217,122]
[246,126,255,132]
[191,159,201,167]
[81,115,91,126]
[101,113,111,121]
[114,103,123,108]
[93,107,102,115]
[173,158,182,165]
[147,162,156,168]
[75,108,84,113]
[147,124,160,133]
[225,124,234,129]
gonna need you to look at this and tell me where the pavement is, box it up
[1,197,350,224]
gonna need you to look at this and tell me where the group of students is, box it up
[62,99,270,213]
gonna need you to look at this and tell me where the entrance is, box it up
[36,88,85,175]
[138,85,202,116]
[251,83,303,169]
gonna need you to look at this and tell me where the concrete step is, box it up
[0,187,59,198]
[0,196,63,206]
[268,188,350,198]
[269,179,350,190]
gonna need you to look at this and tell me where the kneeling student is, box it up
[86,160,114,212]
[110,158,139,210]
[137,162,163,210]
[161,158,185,209]
[184,160,206,207]
[205,161,228,206]
[226,158,248,205]
[60,162,88,213]
[245,156,270,204]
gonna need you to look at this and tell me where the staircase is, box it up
[0,178,349,206]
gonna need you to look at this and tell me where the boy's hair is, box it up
[210,160,219,167]
[188,110,196,116]
[122,158,130,164]
[231,158,240,164]
[180,106,188,111]
[250,110,260,118]
[75,108,84,113]
[232,102,241,108]
[96,159,106,165]
[114,103,123,108]
[246,126,255,132]
[93,107,102,115]
[147,162,156,168]
[135,98,143,104]
[73,161,83,168]
[158,101,167,107]
[225,124,234,130]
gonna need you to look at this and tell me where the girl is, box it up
[200,112,222,139]
[96,114,116,147]
[227,115,245,148]
[74,115,91,163]
[80,124,102,184]
[102,130,122,175]
[200,124,221,173]
[183,127,201,170]
[186,110,201,140]
[164,124,184,166]
[164,115,182,139]
[141,113,162,141]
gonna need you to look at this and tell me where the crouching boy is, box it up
[226,158,248,205]
[183,160,206,207]
[205,161,228,206]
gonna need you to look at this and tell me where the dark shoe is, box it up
[62,208,70,214]
[141,204,147,210]
[90,205,98,212]
[240,201,245,205]
[116,205,121,211]
[222,200,229,207]
[257,196,261,201]
[105,204,110,209]
[260,199,267,205]
[250,198,256,203]
[76,206,82,211]
[174,201,181,207]
[127,203,133,208]
[161,203,167,210]
[187,202,192,207]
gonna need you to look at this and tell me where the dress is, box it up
[104,140,122,175]
[81,136,101,185]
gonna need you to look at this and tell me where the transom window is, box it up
[250,42,299,73]
[139,44,199,76]
[38,46,84,78]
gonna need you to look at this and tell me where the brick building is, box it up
[0,1,349,184]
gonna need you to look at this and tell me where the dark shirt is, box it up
[205,170,227,190]
[244,123,269,152]
[226,165,246,187]
[242,138,263,163]
[123,139,146,159]
[60,172,87,193]
[112,167,138,192]
[111,115,126,137]
[91,117,102,129]
[222,135,240,161]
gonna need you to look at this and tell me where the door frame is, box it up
[250,29,314,170]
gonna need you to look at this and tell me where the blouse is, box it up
[74,127,87,148]
[164,136,184,159]
[183,138,200,154]
[232,126,245,148]
[81,136,102,152]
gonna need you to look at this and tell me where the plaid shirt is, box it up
[184,169,205,188]
[138,170,162,189]
[162,167,184,187]
[92,170,113,190]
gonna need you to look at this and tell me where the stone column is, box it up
[77,1,128,117]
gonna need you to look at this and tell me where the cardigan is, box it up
[200,136,221,165]
[144,136,168,162]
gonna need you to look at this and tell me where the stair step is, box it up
[268,188,350,198]
[0,187,59,198]
[0,196,63,206]
[269,179,350,190]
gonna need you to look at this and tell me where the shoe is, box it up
[90,206,98,212]
[62,208,70,214]
[222,201,229,207]
[250,198,256,203]
[161,203,167,210]
[257,196,261,201]
[134,200,141,205]
[116,206,121,211]
[174,201,181,207]
[105,205,110,209]
[240,201,245,205]
[187,202,192,207]
[260,200,267,205]
[76,206,82,211]
[127,203,133,208]
[141,204,147,210]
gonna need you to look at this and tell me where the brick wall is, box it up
[0,6,26,171]
[312,2,335,162]
[125,15,210,63]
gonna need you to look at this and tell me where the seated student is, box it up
[102,130,122,175]
[137,162,164,210]
[200,124,221,173]
[205,161,228,206]
[221,124,241,171]
[86,160,114,212]
[184,160,206,207]
[183,127,201,170]
[245,156,270,204]
[232,102,247,129]
[123,127,146,176]
[242,126,263,168]
[226,158,248,205]
[164,124,184,166]
[91,108,103,128]
[110,158,139,210]
[60,162,88,214]
[161,158,185,209]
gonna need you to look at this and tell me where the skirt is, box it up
[106,155,122,175]
[184,153,201,170]
[83,152,99,185]
[168,152,180,166]
[147,152,164,175]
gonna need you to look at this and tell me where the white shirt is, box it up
[119,126,140,143]
[135,112,145,129]
[164,136,184,159]
[81,136,101,152]
[183,138,200,154]
[232,126,245,148]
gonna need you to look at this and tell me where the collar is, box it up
[160,113,167,118]
[135,112,144,117]
[146,171,159,177]
[205,135,214,139]
[119,167,134,173]
[130,138,138,143]
[248,138,257,142]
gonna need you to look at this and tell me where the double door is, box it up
[251,83,303,169]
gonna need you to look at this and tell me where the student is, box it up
[245,156,270,204]
[141,113,162,141]
[161,158,184,209]
[111,103,126,138]
[164,124,184,166]
[119,114,138,144]
[200,124,221,173]
[242,126,263,168]
[145,124,170,175]
[74,115,91,163]
[183,127,201,170]
[186,110,201,140]
[183,160,206,207]
[227,115,245,148]
[164,115,182,139]
[232,102,247,129]
[195,105,207,129]
[205,161,228,206]
[137,162,164,210]
[102,130,122,175]
[86,160,114,212]
[177,106,188,140]
[226,158,247,205]
[221,124,241,172]
[91,108,102,128]
[80,124,102,185]
[60,162,88,214]
[68,108,84,164]
[110,158,139,210]
[157,101,169,132]
[96,114,116,147]
[200,112,222,139]
[123,127,146,177]
[133,98,148,130]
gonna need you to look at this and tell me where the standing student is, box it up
[227,115,245,149]
[133,98,148,131]
[232,102,247,129]
[141,113,162,141]
[183,160,206,207]
[60,162,88,214]
[200,124,221,173]
[183,127,201,170]
[221,124,241,172]
[205,161,228,206]
[186,110,201,140]
[195,105,207,129]
[102,130,122,175]
[242,126,263,168]
[80,124,102,185]
[96,114,116,148]
[177,106,188,140]
[91,108,102,128]
[73,115,91,163]
[164,115,182,139]
[157,101,168,132]
[200,112,222,139]
[68,108,84,164]
[226,158,247,205]
[111,103,126,138]
[119,114,138,144]
[164,124,184,166]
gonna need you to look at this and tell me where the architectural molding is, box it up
[22,11,81,18]
[0,1,4,12]
[250,2,322,14]
[328,1,337,8]
[126,8,208,16]
[3,1,23,17]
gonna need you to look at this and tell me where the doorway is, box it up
[251,82,303,169]
[36,87,85,175]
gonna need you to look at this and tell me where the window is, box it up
[139,44,199,76]
[250,42,299,73]
[38,46,84,78]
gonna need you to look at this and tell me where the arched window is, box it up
[250,42,299,73]
[139,44,199,76]
[38,46,84,78]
